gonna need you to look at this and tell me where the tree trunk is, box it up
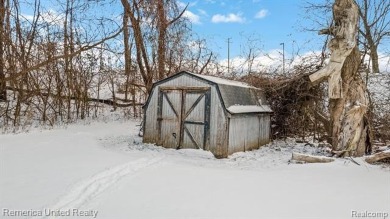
[369,44,379,73]
[121,0,152,94]
[310,0,371,157]
[330,46,370,157]
[123,10,131,101]
[157,0,167,80]
[0,0,6,101]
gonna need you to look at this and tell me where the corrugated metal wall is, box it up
[228,114,271,155]
[258,114,271,146]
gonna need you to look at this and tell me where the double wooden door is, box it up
[158,87,210,150]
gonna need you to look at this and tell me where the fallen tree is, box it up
[364,150,390,164]
[291,150,390,164]
[291,152,335,163]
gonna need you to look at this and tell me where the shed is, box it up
[142,71,272,158]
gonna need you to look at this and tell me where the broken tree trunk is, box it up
[330,47,370,157]
[291,152,335,163]
[309,0,371,157]
[310,0,359,99]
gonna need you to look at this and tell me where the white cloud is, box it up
[178,1,197,8]
[198,9,208,16]
[255,9,268,19]
[211,13,245,23]
[183,10,201,24]
[178,1,187,8]
[41,9,65,26]
[22,14,34,21]
[21,10,65,26]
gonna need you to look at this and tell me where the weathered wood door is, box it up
[158,87,210,150]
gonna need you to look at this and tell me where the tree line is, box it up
[0,0,389,144]
[0,0,216,129]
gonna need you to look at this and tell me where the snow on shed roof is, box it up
[227,105,273,114]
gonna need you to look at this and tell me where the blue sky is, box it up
[21,0,325,63]
[180,0,325,59]
[20,0,389,71]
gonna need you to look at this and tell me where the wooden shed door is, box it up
[158,88,210,150]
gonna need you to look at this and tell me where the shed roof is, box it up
[188,73,252,88]
[187,72,272,114]
[144,71,272,114]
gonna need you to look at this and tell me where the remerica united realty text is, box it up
[2,208,98,218]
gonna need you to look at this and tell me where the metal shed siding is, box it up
[210,101,228,158]
[259,114,271,145]
[143,87,159,144]
[159,73,209,87]
[228,114,271,155]
[143,71,271,158]
[228,115,260,154]
[143,73,228,156]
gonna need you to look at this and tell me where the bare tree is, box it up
[304,0,390,73]
[358,0,390,73]
[1,0,124,129]
[1,0,216,130]
[120,0,187,93]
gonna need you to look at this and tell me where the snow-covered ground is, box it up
[1,119,389,219]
